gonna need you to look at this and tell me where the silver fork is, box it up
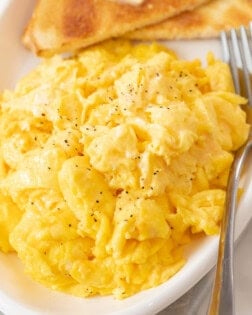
[207,23,252,315]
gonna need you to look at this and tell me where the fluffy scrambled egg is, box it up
[0,40,249,299]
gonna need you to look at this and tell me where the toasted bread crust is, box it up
[22,0,209,56]
[127,0,252,40]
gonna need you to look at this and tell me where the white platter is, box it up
[0,1,252,314]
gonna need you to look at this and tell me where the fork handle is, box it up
[207,135,252,315]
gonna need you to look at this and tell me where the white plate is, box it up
[0,1,252,315]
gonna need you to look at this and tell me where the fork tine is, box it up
[230,29,242,95]
[220,31,230,64]
[239,26,252,104]
[221,30,241,94]
[249,22,252,56]
[221,25,252,104]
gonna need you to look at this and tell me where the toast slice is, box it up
[22,0,210,56]
[126,0,252,40]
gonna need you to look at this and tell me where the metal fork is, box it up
[207,23,252,315]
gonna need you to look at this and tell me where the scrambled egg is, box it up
[0,40,249,299]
